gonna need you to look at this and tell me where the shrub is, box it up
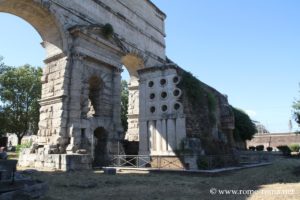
[197,155,234,170]
[277,145,291,156]
[249,146,255,151]
[266,147,273,152]
[212,156,225,168]
[197,157,209,170]
[16,142,32,156]
[102,23,114,38]
[232,107,257,141]
[289,144,300,152]
[255,145,264,151]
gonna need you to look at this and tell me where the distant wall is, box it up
[246,133,300,149]
[6,133,17,147]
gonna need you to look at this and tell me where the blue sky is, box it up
[0,0,300,133]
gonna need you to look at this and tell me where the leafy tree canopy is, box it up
[232,106,257,141]
[0,62,42,144]
[0,57,7,136]
[293,84,300,126]
[121,80,129,132]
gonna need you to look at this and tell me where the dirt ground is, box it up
[24,157,300,200]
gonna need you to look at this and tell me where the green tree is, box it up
[0,57,8,136]
[0,106,6,136]
[293,85,300,126]
[0,64,42,144]
[0,56,3,69]
[232,107,257,141]
[121,80,129,132]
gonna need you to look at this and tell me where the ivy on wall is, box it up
[102,23,114,39]
[231,106,257,141]
[178,71,217,125]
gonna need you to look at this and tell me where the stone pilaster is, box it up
[125,77,140,141]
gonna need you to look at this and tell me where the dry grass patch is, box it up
[24,158,300,200]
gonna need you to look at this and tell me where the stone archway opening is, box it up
[0,13,44,66]
[87,76,103,117]
[0,0,65,59]
[0,0,69,149]
[0,13,44,146]
[93,127,108,167]
[121,53,145,155]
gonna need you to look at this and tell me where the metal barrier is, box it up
[110,155,185,169]
[110,155,151,168]
[151,156,185,169]
[110,152,273,170]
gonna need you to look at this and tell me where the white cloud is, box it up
[245,110,257,118]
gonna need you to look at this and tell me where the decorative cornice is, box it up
[43,52,66,64]
[39,95,66,106]
[137,64,181,75]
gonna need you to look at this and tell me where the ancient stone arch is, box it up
[2,0,235,170]
[0,0,67,58]
[2,0,167,170]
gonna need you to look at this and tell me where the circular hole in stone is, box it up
[148,81,154,88]
[174,103,181,110]
[162,105,168,112]
[160,79,167,86]
[150,93,155,100]
[161,91,168,99]
[150,106,156,113]
[173,89,180,97]
[173,76,179,84]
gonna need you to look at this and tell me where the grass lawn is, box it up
[25,157,300,200]
[7,152,18,160]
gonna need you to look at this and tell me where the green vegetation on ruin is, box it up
[178,71,217,125]
[102,23,114,39]
[231,107,257,141]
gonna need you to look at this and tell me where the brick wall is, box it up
[246,133,300,149]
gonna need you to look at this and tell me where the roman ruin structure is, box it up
[0,0,235,170]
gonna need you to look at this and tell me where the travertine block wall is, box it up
[38,57,69,147]
[55,0,166,65]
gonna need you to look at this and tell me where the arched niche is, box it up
[88,75,103,117]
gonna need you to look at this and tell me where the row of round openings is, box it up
[161,92,168,98]
[173,89,180,97]
[149,89,181,100]
[173,76,179,84]
[148,76,180,88]
[150,103,181,113]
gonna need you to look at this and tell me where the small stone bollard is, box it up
[103,167,117,175]
[76,149,87,154]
